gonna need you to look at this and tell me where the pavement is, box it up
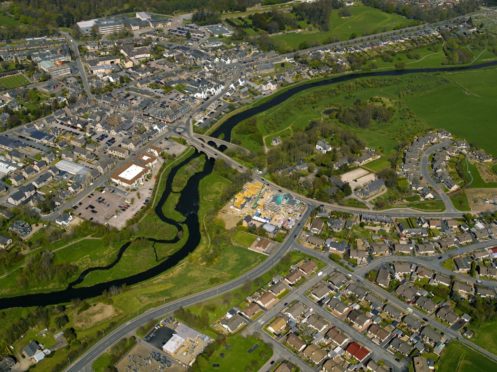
[65,205,313,372]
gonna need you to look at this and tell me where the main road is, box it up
[66,204,313,371]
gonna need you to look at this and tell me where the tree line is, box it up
[0,0,261,39]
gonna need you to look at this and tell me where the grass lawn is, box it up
[231,229,257,248]
[0,13,20,27]
[442,258,455,271]
[0,73,29,89]
[450,191,470,211]
[270,4,417,52]
[193,335,272,372]
[405,68,497,158]
[469,319,497,355]
[438,342,497,372]
[362,156,392,173]
[466,161,497,188]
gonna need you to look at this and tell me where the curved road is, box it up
[420,141,457,213]
[66,205,313,372]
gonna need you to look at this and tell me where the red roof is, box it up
[346,342,370,361]
[490,247,497,254]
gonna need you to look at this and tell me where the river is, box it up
[1,60,496,309]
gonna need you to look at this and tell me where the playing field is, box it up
[0,73,30,89]
[438,342,497,372]
[270,4,417,52]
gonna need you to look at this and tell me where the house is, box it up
[403,314,422,332]
[267,317,287,336]
[302,344,327,365]
[452,281,473,299]
[0,235,12,249]
[298,260,317,275]
[220,314,246,333]
[365,293,384,310]
[284,302,308,322]
[325,327,348,347]
[383,304,403,321]
[454,257,471,273]
[431,273,451,287]
[476,286,496,298]
[22,341,45,363]
[345,342,371,362]
[376,266,391,288]
[396,283,418,302]
[305,314,329,333]
[371,242,390,256]
[255,292,278,310]
[306,235,325,247]
[240,303,262,319]
[388,337,411,356]
[310,282,332,301]
[420,327,445,346]
[284,270,305,286]
[349,248,368,265]
[55,213,73,227]
[310,219,325,234]
[413,356,430,372]
[367,324,390,344]
[345,283,367,299]
[347,309,371,330]
[316,139,332,154]
[328,271,348,289]
[393,243,413,255]
[269,281,287,297]
[286,333,306,352]
[327,297,350,317]
[415,296,437,314]
[436,306,458,325]
[326,239,349,256]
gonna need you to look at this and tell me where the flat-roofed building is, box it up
[111,162,148,188]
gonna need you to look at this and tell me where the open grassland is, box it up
[405,68,497,157]
[0,73,29,89]
[270,5,417,52]
[193,335,272,372]
[469,319,497,355]
[232,66,497,160]
[438,342,497,372]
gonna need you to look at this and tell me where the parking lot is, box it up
[73,187,127,225]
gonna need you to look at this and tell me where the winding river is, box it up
[1,60,496,309]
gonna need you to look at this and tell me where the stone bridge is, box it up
[194,134,251,155]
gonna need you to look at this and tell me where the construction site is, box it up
[219,181,306,235]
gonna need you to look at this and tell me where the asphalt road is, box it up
[420,141,457,213]
[66,205,313,372]
[60,31,94,100]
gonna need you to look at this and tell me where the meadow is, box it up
[438,342,497,372]
[270,4,417,52]
[0,73,29,89]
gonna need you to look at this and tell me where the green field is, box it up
[231,66,497,160]
[270,4,417,52]
[0,73,29,89]
[466,161,497,188]
[193,335,272,372]
[470,319,497,355]
[450,191,471,211]
[438,342,497,372]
